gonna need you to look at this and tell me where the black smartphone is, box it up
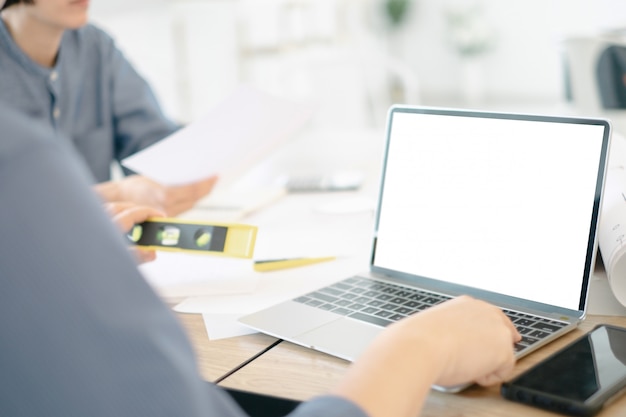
[501,324,626,416]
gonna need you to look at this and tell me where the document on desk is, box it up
[121,85,314,187]
[174,253,366,340]
[171,208,374,339]
[138,252,259,303]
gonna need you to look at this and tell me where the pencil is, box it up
[253,256,336,272]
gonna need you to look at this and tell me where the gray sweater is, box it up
[0,21,178,182]
[0,103,368,417]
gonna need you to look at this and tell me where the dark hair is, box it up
[1,0,34,11]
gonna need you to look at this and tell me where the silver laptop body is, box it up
[240,106,612,392]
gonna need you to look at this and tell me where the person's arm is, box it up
[96,25,179,162]
[333,296,521,417]
[91,27,219,214]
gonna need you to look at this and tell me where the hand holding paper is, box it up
[121,85,314,187]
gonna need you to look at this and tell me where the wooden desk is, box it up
[177,312,278,382]
[173,127,626,414]
[215,315,626,417]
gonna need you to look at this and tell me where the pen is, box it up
[253,256,336,272]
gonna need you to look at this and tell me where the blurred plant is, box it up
[384,0,412,29]
[444,2,495,57]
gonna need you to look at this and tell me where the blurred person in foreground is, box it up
[0,101,521,417]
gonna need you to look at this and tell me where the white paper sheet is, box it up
[121,85,313,186]
[172,253,365,314]
[202,313,258,340]
[171,193,375,341]
[172,252,362,339]
[139,251,259,302]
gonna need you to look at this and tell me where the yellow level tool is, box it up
[128,217,257,259]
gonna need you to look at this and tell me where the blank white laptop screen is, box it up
[373,111,607,310]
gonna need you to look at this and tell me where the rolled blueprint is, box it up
[598,132,626,306]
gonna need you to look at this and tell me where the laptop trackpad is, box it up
[240,301,341,339]
[296,318,383,362]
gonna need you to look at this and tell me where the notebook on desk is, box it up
[240,106,612,392]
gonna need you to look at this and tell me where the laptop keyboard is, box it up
[294,276,568,354]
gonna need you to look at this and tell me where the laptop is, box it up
[240,106,612,392]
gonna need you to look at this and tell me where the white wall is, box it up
[396,0,626,104]
[89,0,626,125]
[90,0,240,123]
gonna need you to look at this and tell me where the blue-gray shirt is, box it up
[0,102,369,417]
[0,20,178,182]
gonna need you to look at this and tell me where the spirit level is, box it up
[128,217,257,259]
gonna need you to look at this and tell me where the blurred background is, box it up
[90,0,626,131]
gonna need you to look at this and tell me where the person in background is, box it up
[0,101,521,417]
[0,0,217,216]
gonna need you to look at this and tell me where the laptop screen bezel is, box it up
[369,105,611,316]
